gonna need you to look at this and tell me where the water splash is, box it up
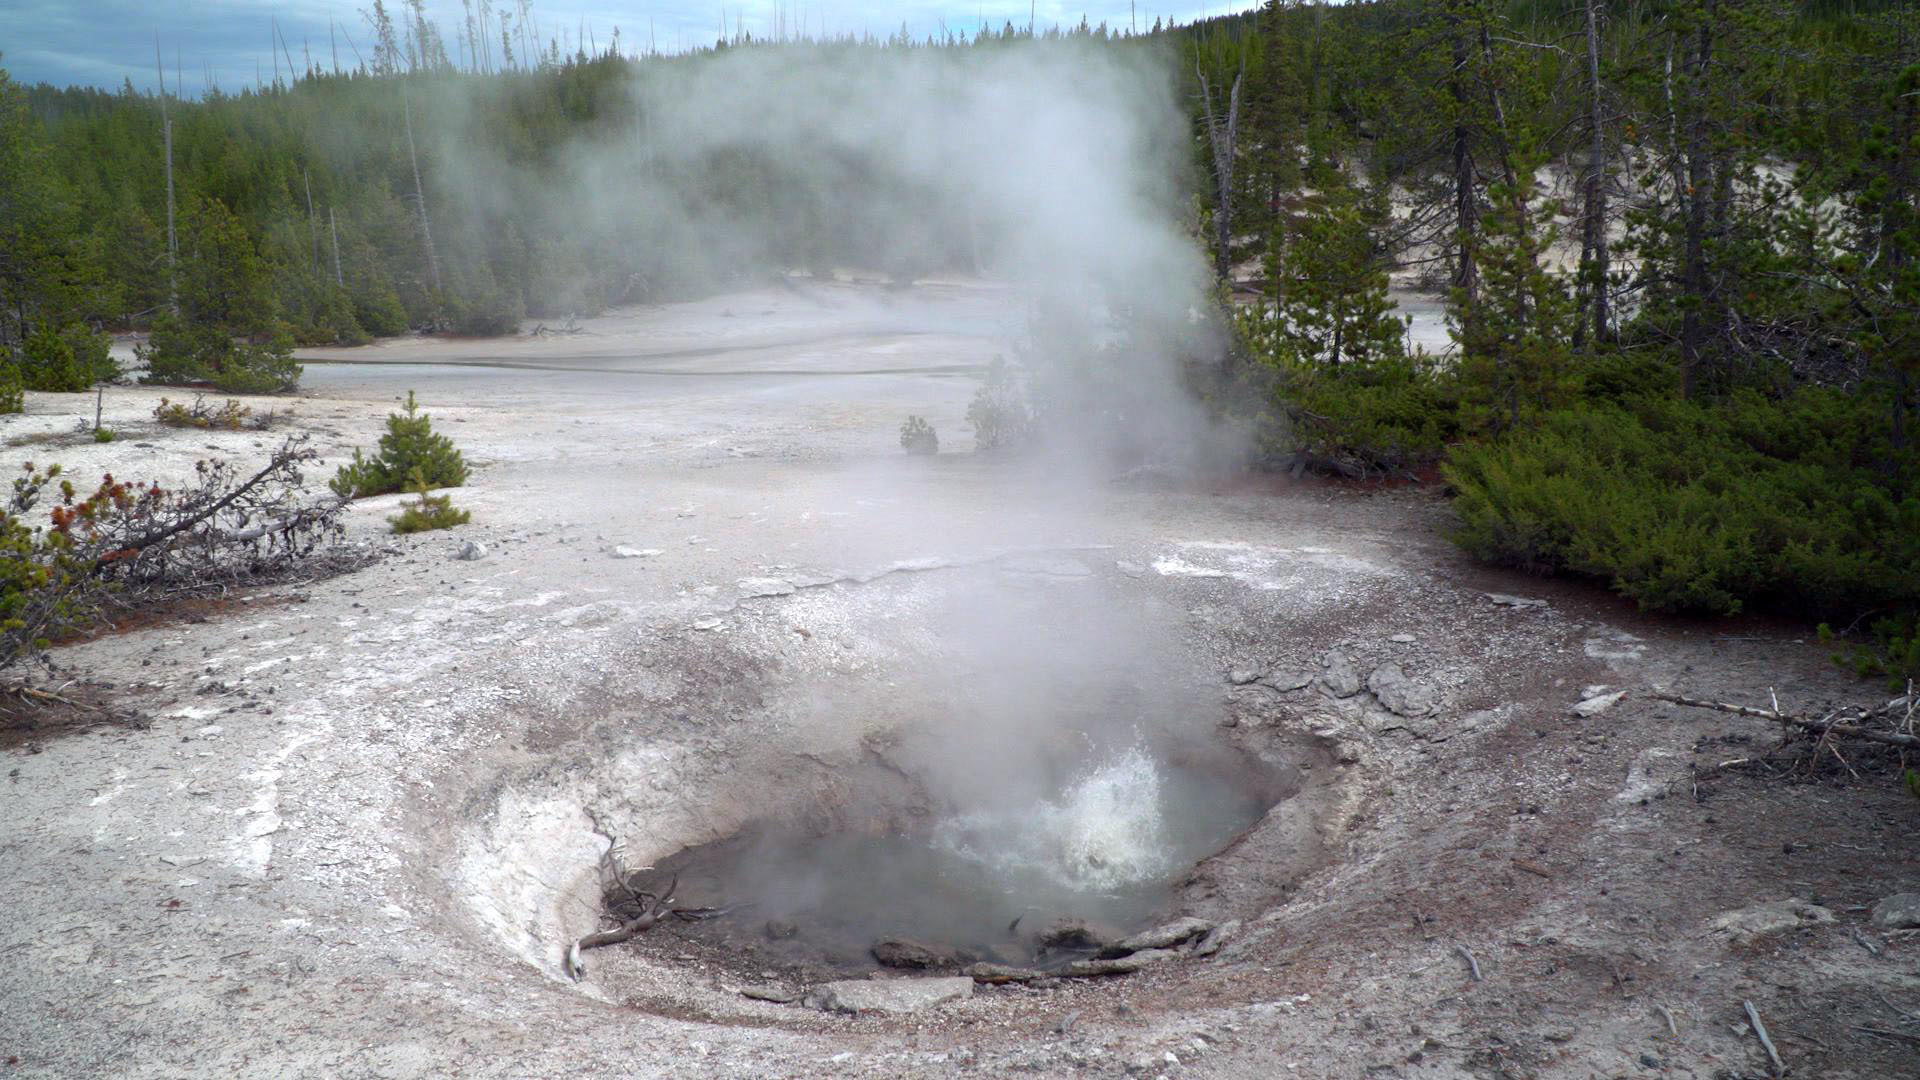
[934,747,1171,892]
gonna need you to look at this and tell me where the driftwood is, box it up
[1653,692,1920,750]
[564,871,678,982]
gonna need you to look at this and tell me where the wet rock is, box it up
[966,962,1045,984]
[1319,651,1363,698]
[1227,668,1261,686]
[871,938,958,970]
[611,545,661,559]
[1099,917,1214,958]
[763,919,798,940]
[1262,670,1314,692]
[1367,664,1435,717]
[1573,690,1628,717]
[1190,919,1241,958]
[1038,918,1115,951]
[804,976,973,1014]
[1707,899,1835,944]
[1871,892,1920,929]
[740,984,800,1003]
[1063,948,1179,976]
[1487,593,1547,609]
[455,539,487,561]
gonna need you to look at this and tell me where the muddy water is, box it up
[640,745,1288,975]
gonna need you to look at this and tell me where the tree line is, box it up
[1189,0,1914,679]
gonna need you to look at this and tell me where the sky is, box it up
[0,1,1263,95]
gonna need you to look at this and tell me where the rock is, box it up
[1262,670,1314,692]
[1099,917,1214,958]
[1063,948,1179,976]
[966,962,1045,984]
[1708,899,1835,944]
[1389,633,1417,644]
[1319,650,1363,698]
[1367,664,1435,717]
[1487,593,1547,608]
[763,919,798,940]
[1115,560,1147,577]
[804,977,974,1014]
[736,577,795,598]
[455,539,487,561]
[1038,918,1115,951]
[1190,919,1241,958]
[611,546,661,559]
[871,938,957,970]
[1572,690,1628,717]
[740,984,800,1003]
[690,618,725,632]
[1227,668,1261,686]
[1871,892,1920,929]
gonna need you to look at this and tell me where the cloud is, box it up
[1,1,1260,94]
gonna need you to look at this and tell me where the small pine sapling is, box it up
[388,470,472,534]
[333,390,469,498]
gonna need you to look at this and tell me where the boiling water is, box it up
[643,746,1280,974]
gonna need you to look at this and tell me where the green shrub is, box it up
[154,396,252,430]
[331,391,469,498]
[138,315,301,393]
[967,357,1033,451]
[1444,392,1920,621]
[20,325,91,392]
[387,473,472,534]
[0,356,22,414]
[92,427,115,443]
[1277,352,1461,474]
[1821,614,1920,691]
[899,415,938,455]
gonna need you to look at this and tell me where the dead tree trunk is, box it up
[329,206,344,287]
[1573,0,1611,348]
[1678,10,1715,398]
[1198,51,1246,283]
[402,87,443,296]
[1448,22,1480,307]
[155,40,178,316]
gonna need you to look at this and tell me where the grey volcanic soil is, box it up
[1,280,1915,1079]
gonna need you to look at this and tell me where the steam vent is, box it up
[5,8,1916,1080]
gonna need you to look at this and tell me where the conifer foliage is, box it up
[331,391,470,499]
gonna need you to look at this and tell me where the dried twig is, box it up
[1876,990,1920,1023]
[1655,1004,1678,1037]
[1654,693,1920,749]
[1744,1000,1786,1077]
[1512,859,1554,879]
[1455,944,1483,982]
[1853,1025,1920,1045]
[1853,929,1884,956]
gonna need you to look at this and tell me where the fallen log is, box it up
[1652,693,1920,750]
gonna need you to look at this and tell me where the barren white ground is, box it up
[2,280,1913,1079]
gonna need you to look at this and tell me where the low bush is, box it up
[0,357,22,413]
[1271,352,1461,475]
[388,473,472,534]
[899,415,938,455]
[331,391,468,498]
[92,427,115,443]
[154,396,254,431]
[138,315,301,394]
[967,357,1034,451]
[1444,391,1919,625]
